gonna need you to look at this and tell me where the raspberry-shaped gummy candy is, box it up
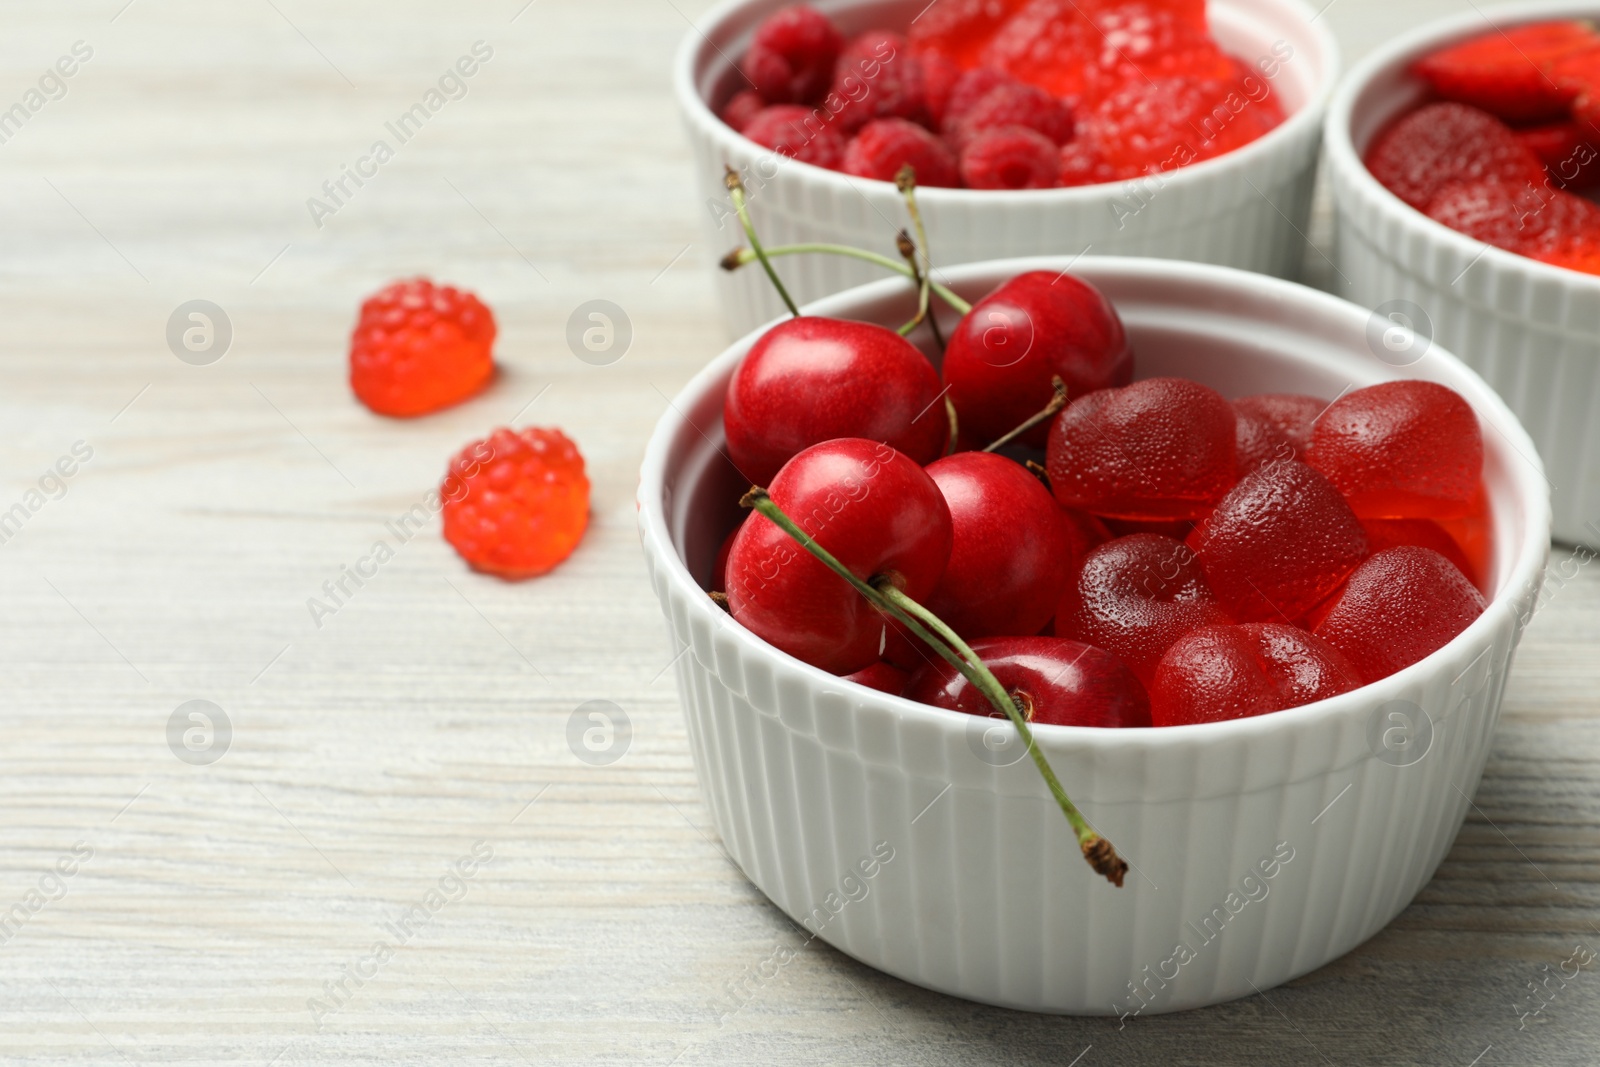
[441,427,590,579]
[349,278,496,417]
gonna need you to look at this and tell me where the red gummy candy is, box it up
[943,271,1133,447]
[1308,381,1483,520]
[979,0,1100,100]
[1516,120,1600,191]
[1060,505,1113,559]
[1055,533,1233,686]
[948,80,1076,148]
[1231,393,1324,457]
[1058,129,1120,186]
[1233,402,1295,475]
[1083,74,1283,179]
[1437,484,1494,593]
[1361,517,1475,588]
[904,635,1151,728]
[1047,377,1237,520]
[843,118,960,186]
[960,127,1061,189]
[1411,21,1597,124]
[742,105,847,168]
[1364,102,1547,211]
[1188,459,1368,622]
[744,3,845,104]
[830,31,927,131]
[1312,547,1487,683]
[908,0,1028,70]
[1425,179,1600,258]
[1150,623,1361,726]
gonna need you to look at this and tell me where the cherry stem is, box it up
[724,167,800,318]
[894,167,946,349]
[720,243,972,314]
[739,487,1126,888]
[983,376,1070,453]
[894,230,933,338]
[944,396,959,457]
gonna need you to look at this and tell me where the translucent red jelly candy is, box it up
[903,636,1151,728]
[1362,517,1474,588]
[1232,393,1323,458]
[1309,381,1483,520]
[1046,377,1237,520]
[1150,623,1361,726]
[1311,547,1487,683]
[1056,533,1233,686]
[1233,403,1294,475]
[1188,459,1368,622]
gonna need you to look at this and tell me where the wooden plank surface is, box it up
[0,0,1596,1063]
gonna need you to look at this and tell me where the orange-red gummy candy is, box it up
[441,427,590,580]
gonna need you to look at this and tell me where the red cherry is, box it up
[1308,381,1483,520]
[904,636,1151,728]
[1231,393,1323,458]
[923,452,1075,640]
[943,271,1133,447]
[724,317,947,487]
[1046,377,1237,520]
[724,439,953,675]
[1056,533,1234,686]
[1311,546,1487,683]
[1150,623,1361,726]
[840,660,910,695]
[1188,459,1368,622]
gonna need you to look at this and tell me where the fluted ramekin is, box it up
[638,256,1549,1015]
[1326,0,1600,547]
[676,0,1341,336]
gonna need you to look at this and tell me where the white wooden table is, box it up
[1,1,1596,1063]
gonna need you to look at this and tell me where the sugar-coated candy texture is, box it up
[1058,128,1120,186]
[724,317,947,487]
[1411,21,1597,123]
[1312,547,1487,683]
[831,31,927,131]
[843,118,959,187]
[908,0,1027,70]
[1189,459,1368,622]
[349,277,496,417]
[1362,517,1475,589]
[925,452,1075,640]
[745,4,844,104]
[943,271,1133,447]
[978,0,1101,100]
[960,127,1061,189]
[1047,377,1237,520]
[441,427,589,579]
[1364,103,1547,211]
[904,636,1151,728]
[840,660,910,695]
[725,440,953,675]
[1425,179,1600,258]
[1234,403,1294,475]
[947,81,1075,148]
[1309,381,1483,520]
[742,105,847,168]
[1150,623,1361,726]
[1082,74,1283,180]
[1231,393,1323,457]
[1056,533,1233,686]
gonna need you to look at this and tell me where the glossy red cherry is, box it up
[1311,546,1487,683]
[1047,377,1237,520]
[1188,459,1369,622]
[904,636,1152,728]
[1308,381,1483,520]
[840,660,910,695]
[1150,623,1361,726]
[724,317,947,487]
[724,439,953,675]
[924,452,1075,640]
[1056,533,1234,686]
[1232,393,1324,457]
[942,271,1133,447]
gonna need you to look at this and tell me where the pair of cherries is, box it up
[716,270,1490,730]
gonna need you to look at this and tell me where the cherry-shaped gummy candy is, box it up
[924,452,1075,640]
[1232,393,1324,457]
[1311,546,1487,683]
[724,439,953,675]
[943,271,1133,448]
[1150,623,1361,726]
[1188,459,1368,622]
[1056,533,1234,686]
[724,316,946,488]
[1309,380,1483,520]
[1047,377,1237,520]
[904,636,1151,728]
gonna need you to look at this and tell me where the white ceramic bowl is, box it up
[638,256,1550,1015]
[676,0,1340,336]
[1325,0,1600,548]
